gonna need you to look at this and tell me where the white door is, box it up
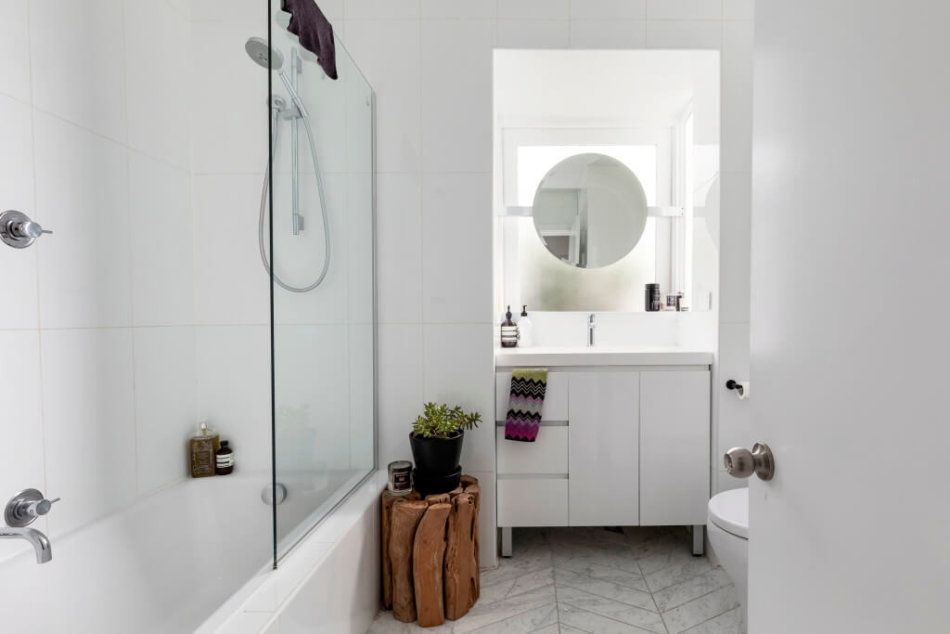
[568,370,639,526]
[750,2,950,632]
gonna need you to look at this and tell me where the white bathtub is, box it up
[0,474,272,633]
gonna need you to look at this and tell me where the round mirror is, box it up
[532,153,648,269]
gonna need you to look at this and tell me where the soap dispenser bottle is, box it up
[215,440,235,475]
[518,305,534,347]
[500,306,519,348]
[190,422,217,478]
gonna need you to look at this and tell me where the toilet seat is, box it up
[708,488,748,539]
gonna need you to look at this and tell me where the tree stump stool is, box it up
[380,476,480,626]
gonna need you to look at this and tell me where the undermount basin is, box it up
[494,346,713,367]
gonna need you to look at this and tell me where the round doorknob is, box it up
[724,443,775,481]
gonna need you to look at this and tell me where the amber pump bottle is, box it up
[190,422,218,478]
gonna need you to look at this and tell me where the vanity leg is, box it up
[501,527,513,558]
[691,525,705,556]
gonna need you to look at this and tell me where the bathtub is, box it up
[0,469,376,634]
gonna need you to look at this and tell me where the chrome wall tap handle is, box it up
[1,210,52,249]
[724,443,775,481]
[4,489,60,528]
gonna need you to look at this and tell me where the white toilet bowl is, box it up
[708,488,748,621]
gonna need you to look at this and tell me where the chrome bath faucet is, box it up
[1,489,59,564]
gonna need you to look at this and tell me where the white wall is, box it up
[0,0,195,563]
[357,0,755,567]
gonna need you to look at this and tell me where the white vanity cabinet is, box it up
[495,352,711,556]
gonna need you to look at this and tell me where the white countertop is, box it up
[494,346,713,367]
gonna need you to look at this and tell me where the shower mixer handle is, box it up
[1,210,52,249]
[4,489,60,528]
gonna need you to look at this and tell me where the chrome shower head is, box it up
[245,37,284,70]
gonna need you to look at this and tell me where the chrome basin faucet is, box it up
[1,489,59,564]
[588,313,596,347]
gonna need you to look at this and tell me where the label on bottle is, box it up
[216,453,234,468]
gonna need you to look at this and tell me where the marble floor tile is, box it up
[368,527,743,634]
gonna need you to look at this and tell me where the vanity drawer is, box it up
[495,371,569,422]
[496,427,568,475]
[497,478,568,527]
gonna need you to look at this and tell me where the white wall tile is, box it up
[189,20,269,174]
[41,328,136,536]
[497,20,571,49]
[570,20,647,48]
[468,469,497,568]
[721,22,753,174]
[420,19,494,173]
[33,113,131,329]
[571,0,646,19]
[717,321,751,457]
[421,0,496,19]
[421,173,493,323]
[133,326,197,493]
[0,0,31,102]
[0,331,44,562]
[123,0,190,169]
[498,0,570,20]
[722,0,754,20]
[346,173,376,324]
[189,0,265,22]
[0,96,38,329]
[193,174,270,325]
[29,0,128,142]
[376,324,423,466]
[129,153,194,326]
[346,0,419,20]
[376,173,423,323]
[195,325,272,474]
[646,0,722,20]
[344,20,421,173]
[646,20,722,49]
[719,172,751,324]
[348,323,375,470]
[422,323,494,472]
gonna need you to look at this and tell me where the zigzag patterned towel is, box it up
[504,368,548,442]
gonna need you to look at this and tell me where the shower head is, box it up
[245,37,284,70]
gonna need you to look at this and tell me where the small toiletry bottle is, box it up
[190,423,216,478]
[518,305,534,347]
[215,440,234,475]
[645,284,662,312]
[500,306,519,348]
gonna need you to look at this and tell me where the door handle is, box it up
[724,443,775,481]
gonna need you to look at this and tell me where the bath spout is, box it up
[0,526,52,563]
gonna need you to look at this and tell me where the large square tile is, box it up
[129,153,194,326]
[34,113,131,329]
[133,326,197,494]
[420,20,494,173]
[376,173,423,324]
[0,331,45,562]
[376,323,423,466]
[421,173,493,324]
[498,0,570,20]
[0,0,31,101]
[647,0,722,20]
[0,95,38,329]
[29,0,127,141]
[497,20,571,49]
[41,328,136,536]
[718,172,751,324]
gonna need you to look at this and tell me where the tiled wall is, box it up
[346,0,756,566]
[0,0,195,560]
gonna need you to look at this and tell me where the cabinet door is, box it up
[639,370,710,526]
[568,371,639,526]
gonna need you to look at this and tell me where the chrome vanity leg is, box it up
[691,525,705,556]
[501,527,513,558]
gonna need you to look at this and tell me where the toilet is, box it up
[708,488,749,621]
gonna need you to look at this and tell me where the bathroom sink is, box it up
[494,346,713,367]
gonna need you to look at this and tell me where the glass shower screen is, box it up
[266,24,375,560]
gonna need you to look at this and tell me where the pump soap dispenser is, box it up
[518,305,534,347]
[500,306,519,348]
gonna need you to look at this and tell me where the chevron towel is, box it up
[504,368,548,442]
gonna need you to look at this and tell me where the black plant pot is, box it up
[409,431,463,475]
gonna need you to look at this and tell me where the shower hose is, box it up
[257,107,331,293]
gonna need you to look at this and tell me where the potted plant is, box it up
[409,402,481,493]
